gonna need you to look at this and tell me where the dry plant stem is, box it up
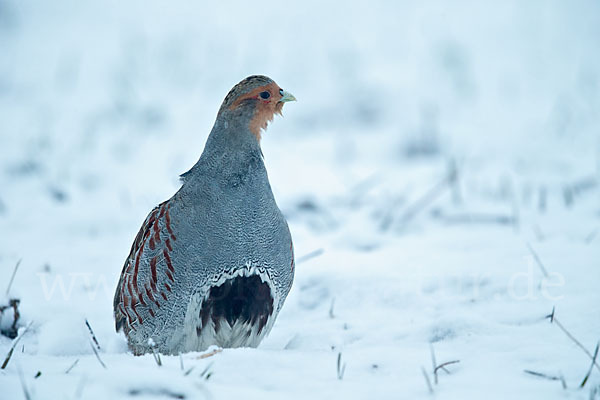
[524,369,561,380]
[434,360,460,374]
[336,352,346,380]
[195,348,222,359]
[1,320,33,369]
[430,344,438,385]
[89,340,107,369]
[526,243,549,277]
[348,173,380,206]
[433,212,515,226]
[560,375,567,389]
[85,319,101,351]
[580,342,600,388]
[430,343,460,384]
[200,362,214,380]
[524,369,566,388]
[6,259,22,296]
[400,171,455,225]
[151,346,162,366]
[329,298,336,319]
[65,358,80,374]
[421,366,434,394]
[547,308,600,374]
[296,248,324,264]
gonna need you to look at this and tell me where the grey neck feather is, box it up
[180,101,264,186]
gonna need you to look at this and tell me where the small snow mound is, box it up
[37,316,92,356]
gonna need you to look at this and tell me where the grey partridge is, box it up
[113,75,296,355]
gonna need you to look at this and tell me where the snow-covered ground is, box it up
[1,1,599,398]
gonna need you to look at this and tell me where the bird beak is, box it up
[279,90,296,103]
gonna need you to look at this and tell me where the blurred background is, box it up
[1,1,599,398]
[2,0,599,268]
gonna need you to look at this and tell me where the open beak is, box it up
[279,90,297,103]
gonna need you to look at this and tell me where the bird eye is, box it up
[279,89,284,96]
[259,91,271,99]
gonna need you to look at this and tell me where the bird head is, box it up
[218,75,296,141]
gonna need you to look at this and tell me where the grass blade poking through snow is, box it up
[523,370,567,389]
[5,258,22,296]
[296,248,324,264]
[421,366,433,394]
[430,344,460,385]
[1,320,33,369]
[580,342,600,388]
[337,352,346,380]
[85,319,106,369]
[85,319,101,351]
[89,339,107,369]
[526,243,549,278]
[65,358,80,374]
[547,307,600,374]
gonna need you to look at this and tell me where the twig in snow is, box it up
[347,173,381,207]
[430,344,460,384]
[89,339,107,369]
[146,338,162,366]
[526,243,549,278]
[329,298,335,319]
[581,342,600,388]
[434,360,460,375]
[200,362,214,380]
[336,352,346,380]
[1,320,33,369]
[421,366,433,394]
[5,258,22,296]
[85,319,101,351]
[195,347,222,360]
[179,354,184,371]
[65,358,79,374]
[431,210,515,226]
[398,167,456,226]
[429,344,437,384]
[151,348,162,367]
[128,388,186,399]
[524,369,567,388]
[546,307,600,374]
[296,248,324,264]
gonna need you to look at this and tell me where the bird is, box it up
[113,75,296,355]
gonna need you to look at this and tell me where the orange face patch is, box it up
[228,82,286,141]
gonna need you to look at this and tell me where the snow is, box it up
[1,0,599,398]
